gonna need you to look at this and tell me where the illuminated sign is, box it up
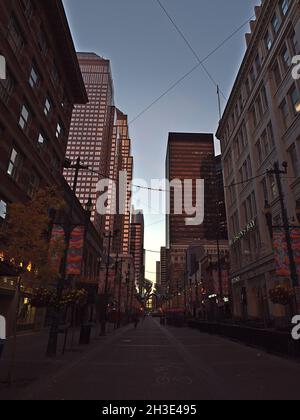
[230,220,256,246]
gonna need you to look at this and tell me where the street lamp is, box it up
[100,229,120,336]
[295,100,300,114]
[47,157,91,357]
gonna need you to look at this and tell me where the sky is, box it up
[63,0,261,283]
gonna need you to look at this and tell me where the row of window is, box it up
[223,0,293,145]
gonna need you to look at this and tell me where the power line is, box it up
[156,0,226,100]
[145,249,161,254]
[225,173,266,189]
[129,13,255,125]
[145,219,165,228]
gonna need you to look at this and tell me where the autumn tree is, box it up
[0,187,65,287]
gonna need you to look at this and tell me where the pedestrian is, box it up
[132,313,140,329]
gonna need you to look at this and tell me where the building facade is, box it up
[130,210,145,293]
[166,133,217,302]
[160,247,168,297]
[64,52,115,231]
[0,0,88,333]
[110,110,134,256]
[216,0,300,321]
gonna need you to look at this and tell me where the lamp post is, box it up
[47,157,89,357]
[264,162,300,312]
[100,229,119,336]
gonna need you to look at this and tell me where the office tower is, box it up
[156,261,161,286]
[64,53,114,229]
[160,247,168,296]
[130,210,145,293]
[166,133,215,295]
[110,110,134,255]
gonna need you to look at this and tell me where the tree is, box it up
[0,187,64,384]
[0,187,64,286]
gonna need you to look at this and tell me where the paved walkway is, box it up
[1,317,300,400]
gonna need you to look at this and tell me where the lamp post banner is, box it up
[273,228,300,277]
[50,225,65,271]
[66,226,85,275]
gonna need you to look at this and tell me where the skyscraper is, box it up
[130,210,145,293]
[109,110,134,255]
[160,247,168,296]
[64,53,115,230]
[166,132,216,298]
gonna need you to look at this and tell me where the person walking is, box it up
[132,313,140,329]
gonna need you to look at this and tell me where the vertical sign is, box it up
[273,228,300,277]
[50,225,65,272]
[66,226,84,275]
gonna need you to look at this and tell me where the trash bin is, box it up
[0,339,5,359]
[79,324,92,345]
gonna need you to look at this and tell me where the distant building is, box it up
[166,133,217,300]
[130,210,145,293]
[156,261,161,286]
[216,0,300,321]
[110,110,134,256]
[160,247,168,296]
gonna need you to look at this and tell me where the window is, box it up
[0,200,7,220]
[264,31,273,51]
[251,106,257,128]
[7,148,23,181]
[37,132,47,148]
[289,85,300,115]
[21,0,33,21]
[255,54,261,73]
[51,64,60,86]
[271,13,280,34]
[280,99,289,129]
[280,0,290,16]
[267,122,275,148]
[268,173,277,199]
[261,178,268,202]
[27,172,40,198]
[261,130,269,156]
[19,104,30,130]
[29,66,39,88]
[261,85,268,111]
[7,16,24,54]
[256,140,263,163]
[290,30,299,55]
[250,67,256,85]
[37,29,48,56]
[44,97,51,116]
[0,70,15,104]
[56,121,64,139]
[289,144,300,177]
[273,61,282,87]
[281,46,291,72]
